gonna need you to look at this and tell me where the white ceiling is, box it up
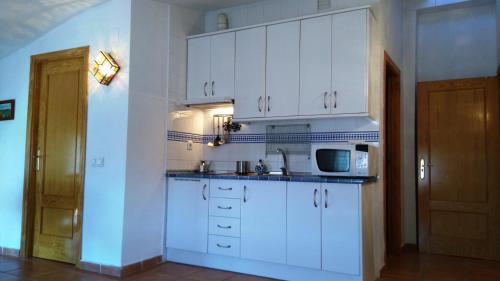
[160,0,260,10]
[0,0,108,59]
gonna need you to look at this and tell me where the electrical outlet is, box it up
[91,157,105,167]
[186,140,193,151]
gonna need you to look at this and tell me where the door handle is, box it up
[314,188,318,208]
[267,96,271,112]
[258,96,263,112]
[202,184,207,200]
[333,91,338,109]
[211,81,215,96]
[243,185,247,203]
[34,149,42,171]
[419,159,432,180]
[203,82,208,96]
[74,209,78,227]
[324,189,329,209]
[323,92,328,109]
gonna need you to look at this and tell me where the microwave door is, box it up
[315,149,351,175]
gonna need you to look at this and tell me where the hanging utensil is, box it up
[207,116,216,147]
[214,116,221,146]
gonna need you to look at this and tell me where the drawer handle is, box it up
[217,224,232,229]
[217,206,232,210]
[218,187,233,191]
[216,243,231,249]
[174,178,201,182]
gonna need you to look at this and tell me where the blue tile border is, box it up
[166,171,378,184]
[167,130,379,144]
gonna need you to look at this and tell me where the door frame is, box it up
[20,46,89,266]
[383,51,403,257]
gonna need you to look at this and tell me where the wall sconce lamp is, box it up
[91,51,120,85]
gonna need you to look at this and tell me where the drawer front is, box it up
[209,217,241,237]
[210,198,241,218]
[210,180,242,198]
[208,235,240,257]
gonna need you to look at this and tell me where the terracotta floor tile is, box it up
[185,268,236,281]
[150,263,203,278]
[0,272,28,281]
[225,274,277,281]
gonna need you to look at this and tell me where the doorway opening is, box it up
[383,52,402,257]
[20,46,89,266]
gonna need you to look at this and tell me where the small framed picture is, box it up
[0,100,15,121]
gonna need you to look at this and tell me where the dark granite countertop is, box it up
[166,171,377,184]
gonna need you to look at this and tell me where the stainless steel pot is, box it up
[235,161,250,175]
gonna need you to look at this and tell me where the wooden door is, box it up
[234,27,266,119]
[299,15,332,116]
[331,9,368,115]
[266,21,300,117]
[321,183,360,275]
[32,55,87,263]
[210,32,235,99]
[241,181,286,264]
[286,182,321,269]
[166,178,209,253]
[417,77,500,260]
[187,36,211,100]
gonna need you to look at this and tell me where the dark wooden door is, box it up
[417,77,500,260]
[32,56,87,263]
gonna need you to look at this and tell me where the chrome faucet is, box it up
[276,148,288,176]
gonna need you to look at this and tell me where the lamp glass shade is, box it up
[91,51,120,85]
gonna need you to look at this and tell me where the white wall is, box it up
[121,0,170,266]
[0,0,131,267]
[417,3,497,81]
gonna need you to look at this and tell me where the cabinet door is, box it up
[166,178,209,253]
[299,15,332,116]
[266,22,300,117]
[332,9,368,114]
[210,32,235,99]
[322,183,360,275]
[287,182,321,269]
[241,181,287,264]
[234,27,266,119]
[187,36,211,100]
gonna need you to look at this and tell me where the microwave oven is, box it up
[311,143,377,177]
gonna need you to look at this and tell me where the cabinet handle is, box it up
[324,189,329,208]
[202,184,207,201]
[243,185,247,203]
[258,96,263,112]
[323,92,328,109]
[218,187,233,191]
[203,82,208,96]
[314,188,318,208]
[217,206,232,210]
[217,224,232,229]
[216,243,231,249]
[174,178,201,182]
[267,96,271,112]
[211,81,215,96]
[333,91,338,109]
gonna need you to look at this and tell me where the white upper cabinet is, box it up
[166,178,209,253]
[187,36,211,100]
[331,9,369,115]
[287,182,322,269]
[299,15,333,116]
[187,33,235,101]
[241,181,287,264]
[266,21,300,117]
[322,183,361,275]
[210,32,235,99]
[234,27,266,119]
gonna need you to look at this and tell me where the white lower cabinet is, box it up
[322,183,361,275]
[166,178,209,253]
[241,181,287,264]
[287,182,322,269]
[287,182,361,275]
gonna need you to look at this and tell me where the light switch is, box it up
[91,157,105,167]
[186,140,193,151]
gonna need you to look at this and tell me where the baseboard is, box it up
[79,255,164,278]
[0,247,20,257]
